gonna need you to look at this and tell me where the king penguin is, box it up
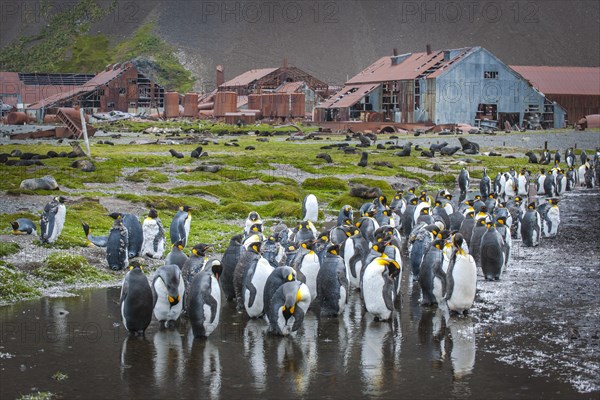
[316,244,349,317]
[266,280,311,335]
[152,264,185,328]
[141,208,165,259]
[263,266,296,323]
[521,202,542,247]
[244,211,262,236]
[479,167,491,199]
[40,196,66,244]
[302,194,319,223]
[109,212,143,259]
[419,239,444,306]
[469,217,488,270]
[342,227,369,290]
[539,198,560,238]
[445,234,477,315]
[106,213,129,271]
[292,239,321,305]
[11,218,37,235]
[480,222,505,280]
[233,235,262,312]
[362,256,401,321]
[81,221,108,247]
[170,205,192,247]
[458,167,470,202]
[164,239,189,270]
[188,260,223,338]
[182,243,211,299]
[220,233,244,301]
[120,260,153,335]
[243,236,275,318]
[337,205,354,227]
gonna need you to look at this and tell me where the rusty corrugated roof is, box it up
[27,63,136,109]
[347,48,474,84]
[275,81,304,93]
[316,83,380,109]
[220,68,278,88]
[510,66,600,96]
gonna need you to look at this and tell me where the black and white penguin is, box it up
[389,190,406,216]
[521,202,542,247]
[537,169,547,195]
[401,196,419,238]
[243,237,275,318]
[504,173,517,199]
[484,193,498,215]
[494,214,512,270]
[355,212,380,246]
[302,194,319,223]
[233,235,262,311]
[432,200,450,230]
[555,169,566,196]
[543,171,556,197]
[243,211,262,236]
[106,213,129,271]
[293,220,317,244]
[445,234,477,315]
[182,243,211,299]
[11,218,37,235]
[580,149,588,166]
[220,233,244,301]
[188,260,223,338]
[109,212,143,259]
[480,223,505,280]
[458,208,476,248]
[170,205,192,247]
[329,225,354,247]
[164,239,188,270]
[469,217,488,270]
[316,244,349,317]
[419,239,444,306]
[539,198,560,238]
[81,221,108,247]
[494,172,506,199]
[409,224,439,281]
[566,167,577,191]
[337,205,354,227]
[266,280,311,335]
[342,227,369,290]
[141,208,165,259]
[152,264,185,328]
[517,169,529,196]
[292,239,321,304]
[262,235,285,267]
[40,196,66,244]
[362,256,401,321]
[263,266,296,322]
[565,148,575,168]
[458,167,470,202]
[479,167,491,199]
[120,260,153,335]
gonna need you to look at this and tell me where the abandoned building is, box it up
[315,46,566,129]
[22,62,164,120]
[510,66,600,125]
[0,71,95,116]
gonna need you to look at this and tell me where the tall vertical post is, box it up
[80,107,90,157]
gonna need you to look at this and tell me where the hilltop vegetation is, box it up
[0,0,195,92]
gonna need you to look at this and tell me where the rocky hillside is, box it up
[1,0,598,90]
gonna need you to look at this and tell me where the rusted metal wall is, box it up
[543,94,600,125]
[98,68,138,112]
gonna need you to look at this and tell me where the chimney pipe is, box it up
[393,48,398,57]
[426,44,432,55]
[216,65,224,88]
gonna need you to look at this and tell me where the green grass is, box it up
[34,252,113,285]
[0,242,21,257]
[0,263,41,303]
[17,391,55,400]
[125,169,169,183]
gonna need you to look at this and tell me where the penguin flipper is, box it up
[433,262,447,297]
[201,277,219,324]
[445,252,457,300]
[382,275,395,312]
[120,279,129,304]
[246,282,258,309]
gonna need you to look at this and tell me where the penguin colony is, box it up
[16,146,598,336]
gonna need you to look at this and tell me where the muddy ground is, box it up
[0,130,599,394]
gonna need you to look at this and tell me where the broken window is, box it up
[477,103,497,120]
[484,71,498,79]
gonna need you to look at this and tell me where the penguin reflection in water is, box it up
[120,261,153,336]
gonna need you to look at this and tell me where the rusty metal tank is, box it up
[182,93,199,118]
[214,91,237,117]
[290,93,305,117]
[164,92,180,118]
